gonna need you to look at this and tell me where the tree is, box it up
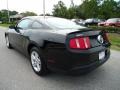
[68,7,75,19]
[20,11,37,17]
[52,1,68,18]
[116,0,120,17]
[52,0,101,19]
[10,11,18,15]
[75,5,85,19]
[40,13,51,16]
[99,0,119,19]
[0,9,18,23]
[79,0,100,18]
[0,9,9,23]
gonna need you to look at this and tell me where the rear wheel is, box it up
[5,35,12,49]
[30,47,48,76]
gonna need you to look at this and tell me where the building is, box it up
[10,14,23,22]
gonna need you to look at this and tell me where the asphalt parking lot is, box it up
[0,27,120,90]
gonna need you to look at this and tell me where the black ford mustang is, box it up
[5,16,111,76]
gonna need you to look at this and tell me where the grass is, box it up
[0,24,11,27]
[108,33,120,51]
[89,26,120,51]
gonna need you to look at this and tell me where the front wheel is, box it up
[5,35,12,49]
[30,47,48,76]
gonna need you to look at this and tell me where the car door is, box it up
[14,19,33,53]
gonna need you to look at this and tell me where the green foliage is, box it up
[52,1,68,18]
[80,0,99,18]
[20,11,37,17]
[89,26,120,50]
[108,33,120,51]
[0,9,18,23]
[98,0,119,19]
[0,9,37,23]
[52,0,120,19]
[67,7,76,19]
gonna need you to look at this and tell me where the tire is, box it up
[30,47,48,76]
[5,35,13,49]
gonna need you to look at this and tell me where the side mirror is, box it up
[9,25,20,33]
[9,25,15,29]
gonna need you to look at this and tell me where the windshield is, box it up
[46,18,86,29]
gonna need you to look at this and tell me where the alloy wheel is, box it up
[31,51,42,72]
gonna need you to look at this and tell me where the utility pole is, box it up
[70,0,76,18]
[7,0,10,23]
[43,0,45,18]
[70,0,74,7]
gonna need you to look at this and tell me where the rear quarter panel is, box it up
[25,30,66,45]
[23,29,67,56]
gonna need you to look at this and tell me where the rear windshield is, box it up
[46,18,86,29]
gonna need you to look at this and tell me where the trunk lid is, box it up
[66,29,110,49]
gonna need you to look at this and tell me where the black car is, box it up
[84,18,103,26]
[5,16,111,76]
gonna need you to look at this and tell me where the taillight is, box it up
[69,37,91,49]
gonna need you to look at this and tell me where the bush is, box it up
[89,26,120,33]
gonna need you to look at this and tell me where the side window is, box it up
[31,21,43,29]
[17,19,32,30]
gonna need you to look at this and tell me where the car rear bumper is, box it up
[48,48,110,73]
[69,50,110,73]
[45,45,110,73]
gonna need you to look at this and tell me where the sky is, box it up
[0,0,82,15]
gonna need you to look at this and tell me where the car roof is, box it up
[22,16,57,21]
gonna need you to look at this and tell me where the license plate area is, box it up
[99,51,105,60]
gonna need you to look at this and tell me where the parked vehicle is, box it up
[84,18,103,26]
[71,19,85,26]
[71,19,77,22]
[104,18,120,27]
[5,16,111,76]
[76,19,85,26]
[98,21,106,26]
